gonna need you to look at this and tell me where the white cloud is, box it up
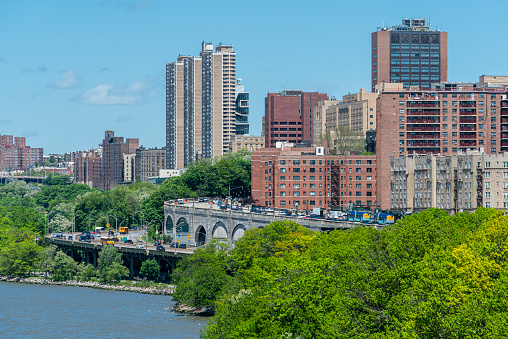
[49,70,79,89]
[74,77,157,105]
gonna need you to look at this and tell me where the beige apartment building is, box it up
[135,147,166,182]
[123,153,136,183]
[313,99,339,145]
[324,89,379,135]
[166,42,236,169]
[231,135,265,153]
[390,151,508,214]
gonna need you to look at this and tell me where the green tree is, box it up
[104,262,130,283]
[51,251,78,281]
[140,259,160,281]
[172,240,231,308]
[321,125,366,155]
[42,173,71,186]
[0,239,40,276]
[38,244,57,277]
[77,262,97,281]
[97,245,129,283]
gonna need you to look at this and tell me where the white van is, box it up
[178,199,185,204]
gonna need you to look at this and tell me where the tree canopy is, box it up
[168,209,508,338]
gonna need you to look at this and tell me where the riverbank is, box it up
[0,276,175,295]
[173,303,215,317]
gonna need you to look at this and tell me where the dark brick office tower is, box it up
[371,18,447,91]
[264,90,329,148]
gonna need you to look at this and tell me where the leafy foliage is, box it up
[172,240,232,308]
[97,245,129,283]
[140,259,160,281]
[320,125,366,155]
[194,208,508,338]
[52,250,78,281]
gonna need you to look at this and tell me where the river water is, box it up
[0,281,207,338]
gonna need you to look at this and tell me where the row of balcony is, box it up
[459,109,476,115]
[460,141,476,147]
[460,125,476,131]
[459,133,476,139]
[459,101,476,108]
[406,117,440,122]
[459,117,476,123]
[406,133,440,139]
[407,148,441,154]
[406,125,440,131]
[407,101,440,108]
[407,141,440,146]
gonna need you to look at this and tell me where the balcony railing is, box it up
[502,141,508,147]
[459,101,476,108]
[501,117,508,123]
[407,141,440,146]
[460,141,477,146]
[459,117,477,123]
[407,101,440,108]
[501,132,508,139]
[501,101,508,108]
[460,125,476,131]
[407,148,441,154]
[406,133,440,139]
[459,109,476,115]
[406,117,440,123]
[406,111,440,116]
[459,133,477,139]
[406,125,440,131]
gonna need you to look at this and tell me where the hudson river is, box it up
[0,281,207,338]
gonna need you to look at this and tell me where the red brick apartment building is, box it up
[0,135,43,171]
[251,146,377,211]
[264,90,328,148]
[376,81,508,210]
[74,156,103,189]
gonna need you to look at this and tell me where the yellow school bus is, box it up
[119,227,129,234]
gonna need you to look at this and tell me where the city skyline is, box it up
[1,0,508,154]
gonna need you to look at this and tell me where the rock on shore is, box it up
[0,276,175,296]
[173,302,215,317]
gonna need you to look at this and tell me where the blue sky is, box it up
[1,0,507,154]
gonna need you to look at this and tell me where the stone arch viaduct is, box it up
[163,203,359,246]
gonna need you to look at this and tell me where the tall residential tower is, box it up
[371,18,447,91]
[166,42,237,169]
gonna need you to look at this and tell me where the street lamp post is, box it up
[108,211,118,236]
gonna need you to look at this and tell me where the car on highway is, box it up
[178,243,187,249]
[124,239,133,244]
[188,242,198,247]
[50,233,57,238]
[156,245,165,252]
[169,242,178,248]
[136,244,145,249]
[67,235,73,240]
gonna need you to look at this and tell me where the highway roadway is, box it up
[46,230,198,255]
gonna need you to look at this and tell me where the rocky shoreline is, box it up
[0,276,175,295]
[173,302,215,317]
